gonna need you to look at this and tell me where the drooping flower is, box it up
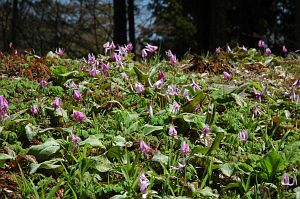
[135,82,145,93]
[126,43,133,52]
[141,49,148,58]
[71,134,81,145]
[69,81,78,90]
[138,173,150,199]
[31,104,39,115]
[89,66,99,76]
[148,103,153,117]
[238,130,248,142]
[281,173,297,186]
[153,79,164,89]
[252,106,261,118]
[103,41,115,54]
[182,89,191,101]
[215,47,221,54]
[180,141,190,155]
[0,95,8,119]
[140,140,151,156]
[202,124,210,136]
[121,72,128,80]
[282,45,287,54]
[39,79,48,87]
[253,88,262,102]
[119,46,128,55]
[167,85,179,96]
[52,97,61,109]
[73,90,82,101]
[170,162,186,171]
[191,80,201,91]
[223,71,231,80]
[169,125,178,140]
[86,53,96,65]
[226,45,232,53]
[172,101,180,113]
[73,110,86,122]
[265,48,271,56]
[55,48,64,55]
[113,52,123,66]
[258,40,265,48]
[166,50,177,64]
[101,63,109,74]
[145,44,158,53]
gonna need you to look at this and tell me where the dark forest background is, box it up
[0,0,299,57]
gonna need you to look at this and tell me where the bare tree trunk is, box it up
[10,0,18,46]
[296,0,300,50]
[113,0,127,45]
[127,0,135,52]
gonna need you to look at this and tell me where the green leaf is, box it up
[142,124,164,135]
[79,135,106,149]
[133,66,149,85]
[91,156,112,172]
[152,151,169,165]
[231,93,247,107]
[199,186,219,197]
[54,108,69,121]
[30,158,64,174]
[207,132,224,156]
[219,163,234,177]
[0,153,15,160]
[107,146,123,160]
[182,90,206,113]
[28,139,61,162]
[25,123,39,141]
[112,135,133,147]
[260,149,285,181]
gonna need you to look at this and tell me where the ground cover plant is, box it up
[0,42,299,199]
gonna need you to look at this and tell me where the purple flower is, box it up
[135,82,145,93]
[191,80,201,91]
[241,46,247,51]
[86,53,96,65]
[141,49,148,58]
[258,40,265,48]
[148,103,153,117]
[103,41,115,54]
[145,44,158,53]
[167,85,179,96]
[69,81,78,90]
[252,106,261,118]
[73,110,86,122]
[121,72,128,80]
[281,173,297,186]
[265,48,271,56]
[223,71,231,80]
[282,45,287,53]
[71,134,81,145]
[140,140,151,156]
[169,125,178,140]
[166,50,177,64]
[31,104,39,115]
[158,71,166,80]
[55,48,64,55]
[226,45,232,53]
[52,97,61,109]
[180,141,190,155]
[89,66,99,76]
[39,79,48,87]
[138,173,150,198]
[253,88,262,102]
[73,90,82,101]
[153,79,164,89]
[215,47,221,54]
[113,52,123,66]
[101,63,109,74]
[119,46,127,55]
[238,130,248,142]
[182,89,191,101]
[202,124,210,136]
[292,79,299,88]
[172,101,180,113]
[126,43,133,52]
[0,95,8,119]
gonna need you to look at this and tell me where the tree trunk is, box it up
[295,0,300,50]
[10,0,18,46]
[127,0,135,52]
[113,0,127,45]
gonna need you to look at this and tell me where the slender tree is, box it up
[113,0,127,45]
[127,0,135,52]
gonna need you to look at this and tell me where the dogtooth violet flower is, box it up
[52,97,61,109]
[153,79,164,89]
[135,82,145,93]
[71,134,81,145]
[191,80,201,91]
[39,79,48,87]
[172,101,180,113]
[86,53,96,65]
[73,110,86,122]
[223,71,231,80]
[166,50,177,64]
[0,95,8,119]
[103,41,115,54]
[148,103,153,117]
[167,85,179,96]
[265,48,271,56]
[31,104,39,115]
[140,140,151,157]
[73,90,82,101]
[126,43,133,52]
[215,47,221,54]
[89,66,99,76]
[253,88,262,102]
[258,40,265,48]
[101,63,109,74]
[145,44,158,53]
[202,124,210,136]
[141,49,148,58]
[282,45,287,53]
[158,70,166,80]
[238,130,248,142]
[120,72,128,79]
[169,125,178,140]
[180,141,190,155]
[138,173,150,199]
[281,173,297,186]
[55,48,64,55]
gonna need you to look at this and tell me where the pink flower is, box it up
[202,124,210,136]
[282,45,287,53]
[71,134,81,145]
[169,125,178,140]
[39,79,48,87]
[172,101,180,113]
[52,97,61,109]
[31,104,39,115]
[238,130,248,142]
[89,66,99,76]
[0,95,8,119]
[180,141,190,155]
[153,79,164,89]
[121,72,128,79]
[281,173,297,186]
[191,80,201,91]
[73,90,82,101]
[101,63,109,74]
[148,103,153,117]
[140,140,151,156]
[55,48,64,55]
[265,48,271,56]
[113,53,123,66]
[86,53,96,65]
[167,85,179,96]
[215,47,221,54]
[103,41,115,54]
[258,40,265,48]
[145,44,158,53]
[223,71,231,80]
[69,81,78,90]
[141,49,148,58]
[73,110,86,122]
[135,82,145,93]
[126,43,133,52]
[182,89,191,101]
[166,50,177,64]
[253,88,261,102]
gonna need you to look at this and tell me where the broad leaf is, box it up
[28,139,61,162]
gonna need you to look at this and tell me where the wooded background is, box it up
[0,0,299,57]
